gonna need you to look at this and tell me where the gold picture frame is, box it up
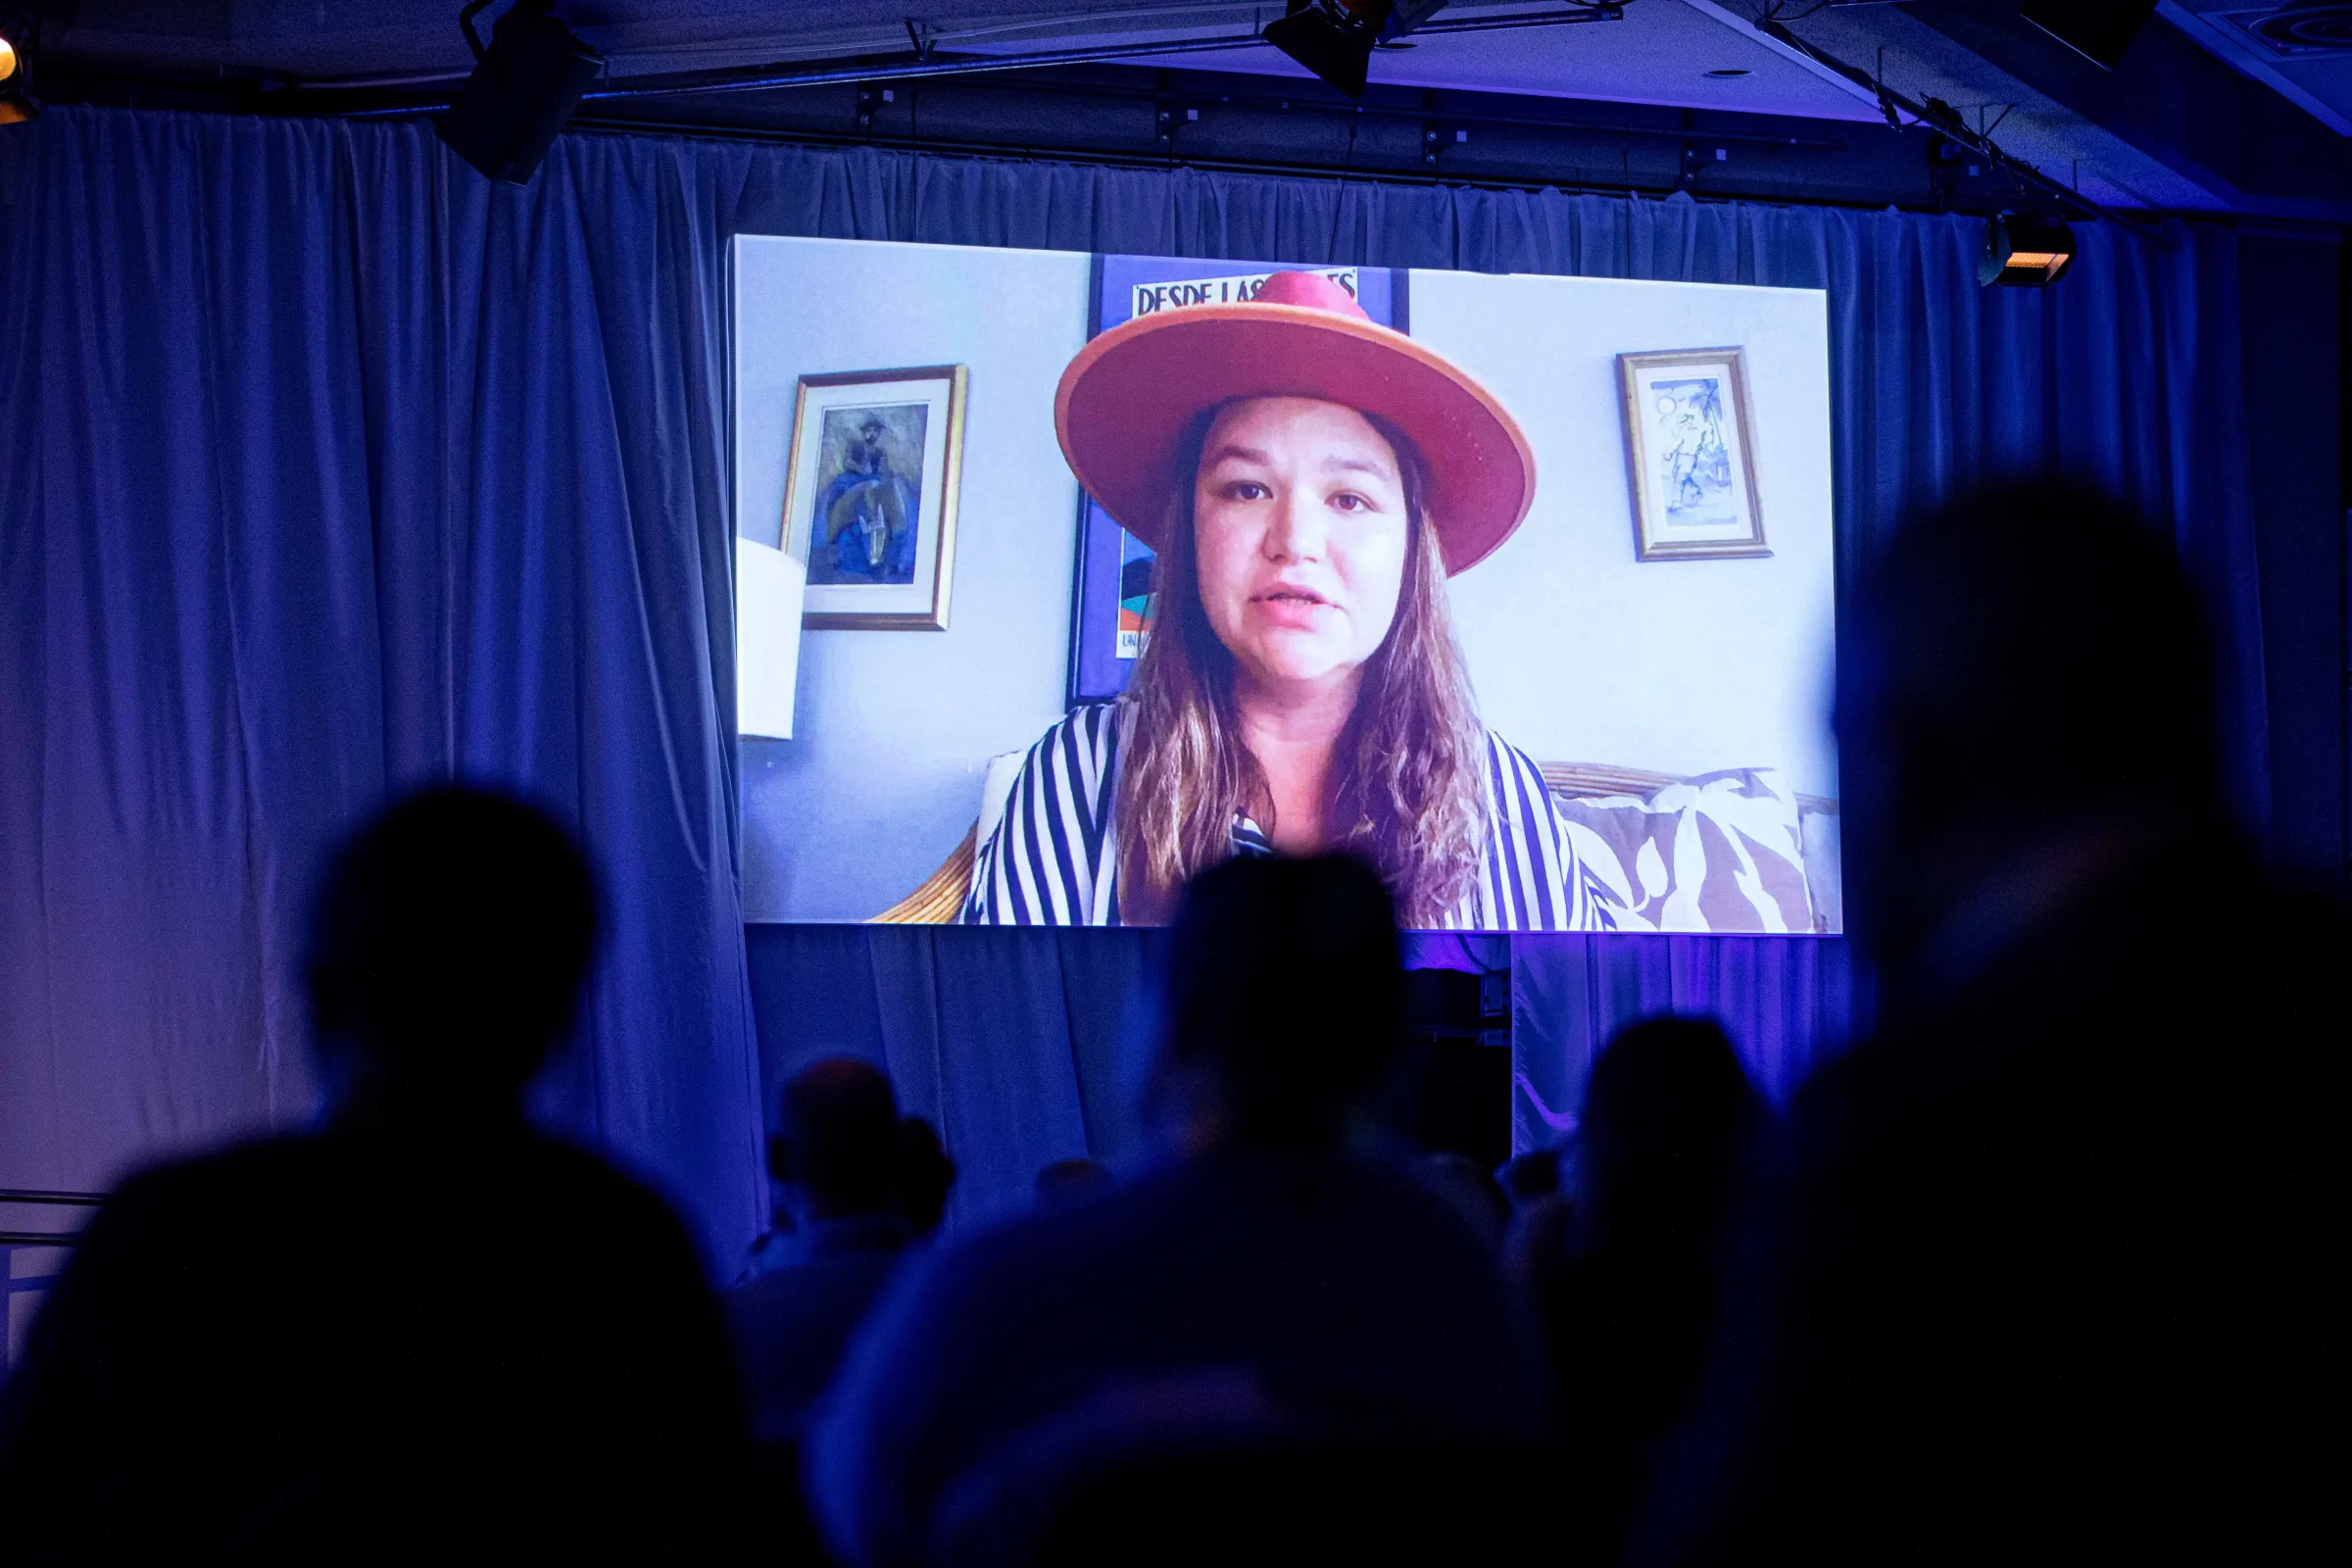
[780,364,969,630]
[1616,346,1770,562]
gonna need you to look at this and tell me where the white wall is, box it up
[1409,270,1838,798]
[734,236,1092,922]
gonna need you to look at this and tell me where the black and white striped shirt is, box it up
[961,703,1630,930]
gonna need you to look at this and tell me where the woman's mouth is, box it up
[1250,586,1337,628]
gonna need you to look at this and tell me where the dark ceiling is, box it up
[9,0,2349,222]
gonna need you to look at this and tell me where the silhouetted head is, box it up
[1837,480,2218,967]
[1411,1151,1512,1250]
[1499,1146,1565,1207]
[304,786,598,1114]
[1575,1016,1759,1254]
[769,1057,902,1221]
[1035,1156,1115,1210]
[1154,853,1405,1153]
[896,1116,957,1236]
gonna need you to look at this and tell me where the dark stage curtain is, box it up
[744,926,1162,1233]
[745,928,1869,1228]
[0,108,2269,1257]
[0,110,763,1260]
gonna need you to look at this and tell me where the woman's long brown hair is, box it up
[1113,407,1491,927]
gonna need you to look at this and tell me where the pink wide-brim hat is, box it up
[1054,270,1537,576]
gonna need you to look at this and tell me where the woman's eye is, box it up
[1224,480,1270,502]
[1330,491,1369,513]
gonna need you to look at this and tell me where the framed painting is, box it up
[1617,347,1769,562]
[781,364,968,629]
[1067,257,1406,702]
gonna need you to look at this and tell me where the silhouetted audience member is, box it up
[1498,1145,1573,1334]
[897,1113,958,1236]
[0,786,743,1563]
[1497,1145,1566,1211]
[747,1104,954,1277]
[1531,1016,1760,1564]
[1642,482,2350,1567]
[808,855,1545,1566]
[1408,1151,1512,1251]
[1034,1156,1114,1209]
[730,1056,925,1442]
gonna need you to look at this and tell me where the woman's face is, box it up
[1192,397,1411,693]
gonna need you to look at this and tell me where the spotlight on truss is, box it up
[436,0,603,185]
[1263,0,1451,100]
[1979,213,2077,287]
[0,24,40,125]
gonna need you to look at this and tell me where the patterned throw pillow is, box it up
[1552,768,1816,934]
[966,750,1833,933]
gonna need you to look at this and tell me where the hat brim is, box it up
[1054,304,1537,576]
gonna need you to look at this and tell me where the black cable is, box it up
[1767,1,1843,22]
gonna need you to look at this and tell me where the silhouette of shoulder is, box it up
[0,1128,740,1563]
[1687,854,2350,1567]
[812,1150,1544,1564]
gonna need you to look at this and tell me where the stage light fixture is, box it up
[0,26,40,125]
[1264,0,1449,100]
[1979,213,2077,287]
[435,0,602,185]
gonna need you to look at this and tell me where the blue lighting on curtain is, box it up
[0,108,2266,1256]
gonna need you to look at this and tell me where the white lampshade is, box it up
[736,536,807,740]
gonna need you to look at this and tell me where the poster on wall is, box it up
[733,235,1838,934]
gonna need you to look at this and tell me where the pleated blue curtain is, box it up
[0,109,2260,1254]
[1505,934,1873,1150]
[0,112,763,1261]
[743,927,1161,1233]
[740,927,1869,1226]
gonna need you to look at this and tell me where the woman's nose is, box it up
[1263,487,1325,562]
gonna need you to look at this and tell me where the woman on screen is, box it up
[964,270,1629,931]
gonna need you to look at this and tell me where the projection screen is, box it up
[734,235,1838,933]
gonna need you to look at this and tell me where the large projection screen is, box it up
[735,236,1837,933]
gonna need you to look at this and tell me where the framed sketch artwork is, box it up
[1617,347,1769,562]
[781,365,969,629]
